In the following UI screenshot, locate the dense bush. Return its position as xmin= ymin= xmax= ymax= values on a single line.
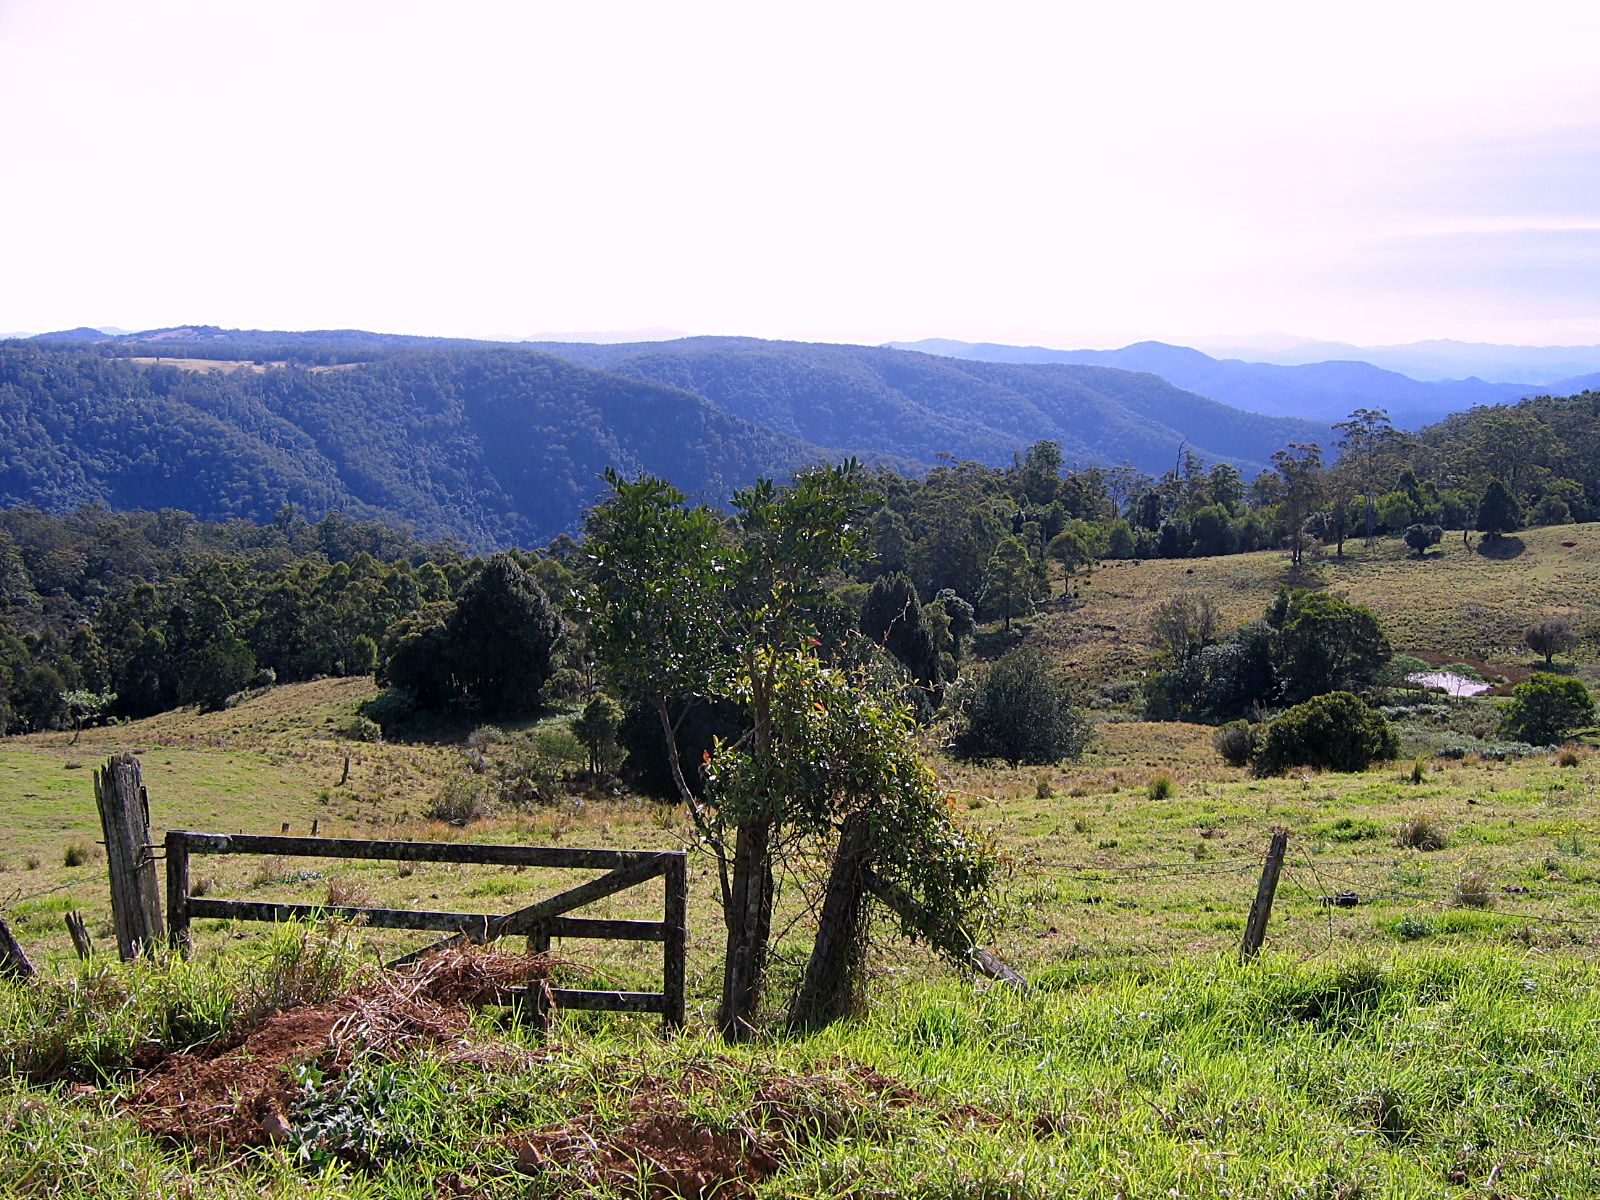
xmin=1252 ymin=692 xmax=1399 ymax=776
xmin=1269 ymin=590 xmax=1392 ymax=703
xmin=1212 ymin=720 xmax=1258 ymax=767
xmin=955 ymin=647 xmax=1088 ymax=766
xmin=1500 ymin=673 xmax=1596 ymax=745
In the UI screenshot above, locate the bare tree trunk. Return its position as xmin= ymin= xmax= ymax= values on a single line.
xmin=788 ymin=812 xmax=872 ymax=1033
xmin=718 ymin=816 xmax=773 ymax=1040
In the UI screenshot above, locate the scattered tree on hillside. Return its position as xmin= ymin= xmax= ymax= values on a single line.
xmin=1271 ymin=443 xmax=1324 ymax=566
xmin=1524 ymin=617 xmax=1579 ymax=666
xmin=1333 ymin=408 xmax=1400 ymax=546
xmin=955 ymin=646 xmax=1088 ymax=767
xmin=1477 ymin=479 xmax=1521 ymax=540
xmin=1268 ymin=589 xmax=1391 ymax=703
xmin=1147 ymin=593 xmax=1222 ymax=663
xmin=1500 ymin=673 xmax=1595 ymax=745
xmin=981 ymin=535 xmax=1039 ymax=631
xmin=1403 ymin=523 xmax=1443 ymax=557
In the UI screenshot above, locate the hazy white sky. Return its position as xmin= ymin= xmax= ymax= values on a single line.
xmin=3 ymin=1 xmax=1599 ymax=347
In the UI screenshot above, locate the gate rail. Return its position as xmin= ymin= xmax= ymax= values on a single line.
xmin=164 ymin=831 xmax=687 ymax=1030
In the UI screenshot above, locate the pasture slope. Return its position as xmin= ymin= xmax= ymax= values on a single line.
xmin=1037 ymin=519 xmax=1600 ymax=690
xmin=3 ymin=528 xmax=1600 ymax=1197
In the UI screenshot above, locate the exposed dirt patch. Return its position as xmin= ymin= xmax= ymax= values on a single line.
xmin=127 ymin=946 xmax=553 ymax=1151
xmin=506 ymin=1061 xmax=945 ymax=1199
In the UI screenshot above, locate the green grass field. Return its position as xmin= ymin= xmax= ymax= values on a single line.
xmin=4 ymin=528 xmax=1600 ymax=1197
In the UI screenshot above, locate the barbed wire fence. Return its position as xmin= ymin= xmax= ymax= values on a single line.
xmin=1001 ymin=827 xmax=1600 ymax=970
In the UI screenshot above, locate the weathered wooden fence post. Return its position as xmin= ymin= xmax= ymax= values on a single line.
xmin=94 ymin=753 xmax=164 ymax=960
xmin=662 ymin=852 xmax=688 ymax=1032
xmin=0 ymin=913 xmax=35 ymax=980
xmin=166 ymin=830 xmax=191 ymax=957
xmin=64 ymin=911 xmax=94 ymax=960
xmin=1241 ymin=828 xmax=1289 ymax=961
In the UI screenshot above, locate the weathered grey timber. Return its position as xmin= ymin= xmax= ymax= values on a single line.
xmin=64 ymin=911 xmax=94 ymax=960
xmin=0 ymin=913 xmax=34 ymax=980
xmin=1241 ymin=828 xmax=1289 ymax=960
xmin=94 ymin=754 xmax=164 ymax=959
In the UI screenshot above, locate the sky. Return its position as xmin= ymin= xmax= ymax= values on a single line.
xmin=3 ymin=1 xmax=1599 ymax=348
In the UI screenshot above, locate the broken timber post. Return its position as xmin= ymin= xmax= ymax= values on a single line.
xmin=166 ymin=830 xmax=191 ymax=957
xmin=0 ymin=912 xmax=35 ymax=981
xmin=1240 ymin=828 xmax=1289 ymax=961
xmin=65 ymin=911 xmax=94 ymax=960
xmin=94 ymin=753 xmax=164 ymax=960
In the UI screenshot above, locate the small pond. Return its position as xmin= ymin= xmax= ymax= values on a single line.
xmin=1406 ymin=671 xmax=1491 ymax=697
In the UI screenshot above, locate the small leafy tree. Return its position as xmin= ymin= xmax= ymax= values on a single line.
xmin=1252 ymin=692 xmax=1398 ymax=775
xmin=955 ymin=646 xmax=1088 ymax=766
xmin=1476 ymin=479 xmax=1521 ymax=539
xmin=1269 ymin=589 xmax=1390 ymax=703
xmin=1524 ymin=617 xmax=1579 ymax=666
xmin=443 ymin=554 xmax=562 ymax=716
xmin=60 ymin=688 xmax=116 ymax=745
xmin=1047 ymin=528 xmax=1093 ymax=588
xmin=1147 ymin=593 xmax=1221 ymax=662
xmin=1403 ymin=523 xmax=1443 ymax=557
xmin=1500 ymin=673 xmax=1595 ymax=745
xmin=702 ymin=651 xmax=993 ymax=1032
xmin=571 ymin=693 xmax=623 ymax=777
xmin=981 ymin=535 xmax=1039 ymax=630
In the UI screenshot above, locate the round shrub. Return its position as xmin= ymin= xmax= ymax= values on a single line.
xmin=1212 ymin=720 xmax=1258 ymax=767
xmin=1252 ymin=692 xmax=1398 ymax=776
xmin=1500 ymin=673 xmax=1595 ymax=746
xmin=955 ymin=647 xmax=1088 ymax=766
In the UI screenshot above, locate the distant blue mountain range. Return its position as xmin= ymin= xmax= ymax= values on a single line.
xmin=887 ymin=338 xmax=1597 ymax=428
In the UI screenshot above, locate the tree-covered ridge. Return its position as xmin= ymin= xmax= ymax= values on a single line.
xmin=528 ymin=336 xmax=1330 ymax=473
xmin=0 ymin=343 xmax=828 ymax=549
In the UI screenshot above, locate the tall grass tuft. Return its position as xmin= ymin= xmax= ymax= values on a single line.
xmin=0 ymin=922 xmax=363 ymax=1082
xmin=1398 ymin=814 xmax=1448 ymax=851
xmin=1146 ymin=770 xmax=1176 ymax=800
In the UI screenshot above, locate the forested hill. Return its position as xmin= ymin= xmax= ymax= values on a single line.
xmin=0 ymin=344 xmax=828 ymax=549
xmin=526 ymin=336 xmax=1329 ymax=471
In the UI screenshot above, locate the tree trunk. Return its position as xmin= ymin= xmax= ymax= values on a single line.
xmin=718 ymin=816 xmax=774 ymax=1040
xmin=788 ymin=812 xmax=872 ymax=1033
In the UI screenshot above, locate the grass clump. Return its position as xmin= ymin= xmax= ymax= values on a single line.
xmin=1454 ymin=868 xmax=1495 ymax=909
xmin=1398 ymin=814 xmax=1448 ymax=851
xmin=1146 ymin=770 xmax=1175 ymax=800
xmin=62 ymin=840 xmax=93 ymax=867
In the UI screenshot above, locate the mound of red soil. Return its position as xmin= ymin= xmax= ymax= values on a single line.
xmin=507 ymin=1062 xmax=933 ymax=1199
xmin=128 ymin=946 xmax=553 ymax=1151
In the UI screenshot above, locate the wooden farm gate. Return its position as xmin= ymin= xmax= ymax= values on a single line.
xmin=163 ymin=831 xmax=687 ymax=1031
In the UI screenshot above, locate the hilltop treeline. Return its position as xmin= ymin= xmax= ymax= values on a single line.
xmin=3 ymin=385 xmax=1597 ymax=735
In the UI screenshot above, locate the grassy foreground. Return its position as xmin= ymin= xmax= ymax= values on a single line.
xmin=4 ymin=935 xmax=1598 ymax=1198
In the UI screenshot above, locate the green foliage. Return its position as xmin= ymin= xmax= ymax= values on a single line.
xmin=1212 ymin=719 xmax=1258 ymax=767
xmin=571 ymin=693 xmax=624 ymax=776
xmin=1270 ymin=589 xmax=1391 ymax=703
xmin=955 ymin=646 xmax=1089 ymax=766
xmin=439 ymin=554 xmax=562 ymax=716
xmin=1525 ymin=617 xmax=1579 ymax=665
xmin=703 ymin=649 xmax=994 ymax=957
xmin=1477 ymin=478 xmax=1522 ymax=537
xmin=860 ymin=573 xmax=939 ymax=687
xmin=1402 ymin=523 xmax=1443 ymax=556
xmin=980 ymin=535 xmax=1041 ymax=630
xmin=1252 ymin=691 xmax=1399 ymax=775
xmin=1500 ymin=673 xmax=1596 ymax=745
